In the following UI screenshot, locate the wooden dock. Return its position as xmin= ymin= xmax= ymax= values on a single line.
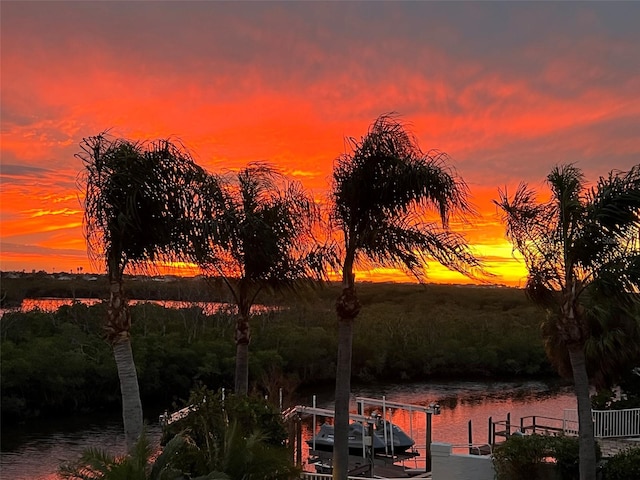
xmin=468 ymin=411 xmax=640 ymax=459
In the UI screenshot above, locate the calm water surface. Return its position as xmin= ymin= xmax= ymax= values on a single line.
xmin=1 ymin=380 xmax=575 ymax=479
xmin=6 ymin=297 xmax=272 ymax=316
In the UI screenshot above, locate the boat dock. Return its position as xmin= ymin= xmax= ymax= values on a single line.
xmin=466 ymin=408 xmax=640 ymax=458
xmin=283 ymin=396 xmax=441 ymax=477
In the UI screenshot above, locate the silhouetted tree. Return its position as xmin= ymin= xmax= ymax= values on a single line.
xmin=329 ymin=114 xmax=483 ymax=480
xmin=195 ymin=163 xmax=327 ymax=395
xmin=79 ymin=134 xmax=209 ymax=451
xmin=495 ymin=164 xmax=640 ymax=480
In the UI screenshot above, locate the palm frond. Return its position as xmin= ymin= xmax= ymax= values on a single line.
xmin=58 ymin=433 xmax=153 ymax=480
xmin=588 ymin=165 xmax=640 ymax=238
xmin=496 ymin=163 xmax=640 ymax=389
xmin=59 ymin=446 xmax=116 ymax=480
xmin=332 ymin=113 xmax=483 ymax=283
xmin=196 ymin=163 xmax=328 ymax=293
xmin=77 ymin=133 xmax=211 ymax=279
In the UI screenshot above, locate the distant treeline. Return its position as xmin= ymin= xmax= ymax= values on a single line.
xmin=0 ymin=272 xmax=237 ymax=307
xmin=0 ymin=281 xmax=556 ymax=423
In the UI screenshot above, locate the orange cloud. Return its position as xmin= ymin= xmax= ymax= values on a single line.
xmin=2 ymin=1 xmax=638 ymax=282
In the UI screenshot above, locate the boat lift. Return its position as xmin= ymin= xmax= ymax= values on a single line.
xmin=283 ymin=396 xmax=441 ymax=473
xmin=357 ymin=396 xmax=440 ymax=472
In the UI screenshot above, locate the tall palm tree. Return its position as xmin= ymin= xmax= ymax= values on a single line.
xmin=329 ymin=114 xmax=483 ymax=480
xmin=196 ymin=163 xmax=326 ymax=395
xmin=495 ymin=164 xmax=640 ymax=480
xmin=79 ymin=134 xmax=209 ymax=451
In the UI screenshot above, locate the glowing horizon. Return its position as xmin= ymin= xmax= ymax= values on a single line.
xmin=1 ymin=2 xmax=638 ymax=287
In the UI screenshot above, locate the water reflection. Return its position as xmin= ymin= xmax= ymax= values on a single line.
xmin=1 ymin=381 xmax=575 ymax=478
xmin=1 ymin=411 xmax=162 ymax=480
xmin=297 ymin=380 xmax=575 ymax=469
xmin=3 ymin=297 xmax=276 ymax=317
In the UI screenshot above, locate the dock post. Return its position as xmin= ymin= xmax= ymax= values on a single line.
xmin=488 ymin=416 xmax=493 ymax=445
xmin=368 ymin=422 xmax=375 ymax=478
xmin=295 ymin=414 xmax=302 ymax=466
xmin=533 ymin=415 xmax=537 ymax=434
xmin=468 ymin=420 xmax=473 ymax=454
xmin=506 ymin=412 xmax=511 ymax=438
xmin=426 ymin=412 xmax=432 ymax=472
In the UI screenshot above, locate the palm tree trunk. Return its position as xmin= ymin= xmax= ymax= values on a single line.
xmin=333 ymin=269 xmax=360 ymax=480
xmin=107 ymin=279 xmax=143 ymax=452
xmin=113 ymin=338 xmax=143 ymax=452
xmin=235 ymin=314 xmax=250 ymax=395
xmin=568 ymin=344 xmax=597 ymax=480
xmin=333 ymin=316 xmax=354 ymax=480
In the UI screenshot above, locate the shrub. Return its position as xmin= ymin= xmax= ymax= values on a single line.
xmin=493 ymin=434 xmax=601 ymax=480
xmin=552 ymin=435 xmax=601 ymax=479
xmin=161 ymin=386 xmax=298 ymax=480
xmin=493 ymin=434 xmax=553 ymax=480
xmin=603 ymin=447 xmax=640 ymax=480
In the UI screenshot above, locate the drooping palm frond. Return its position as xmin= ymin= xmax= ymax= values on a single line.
xmin=58 ymin=434 xmax=152 ymax=480
xmin=496 ymin=162 xmax=640 ymax=382
xmin=78 ymin=134 xmax=210 ymax=279
xmin=331 ymin=113 xmax=482 ymax=282
xmin=197 ymin=163 xmax=330 ymax=291
xmin=588 ymin=165 xmax=640 ymax=239
xmin=542 ymin=285 xmax=640 ymax=389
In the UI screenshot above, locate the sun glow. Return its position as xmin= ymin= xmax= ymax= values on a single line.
xmin=1 ymin=2 xmax=637 ymax=285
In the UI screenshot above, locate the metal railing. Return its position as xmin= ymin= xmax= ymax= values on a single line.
xmin=300 ymin=473 xmax=426 ymax=480
xmin=564 ymin=408 xmax=640 ymax=438
xmin=593 ymin=408 xmax=640 ymax=438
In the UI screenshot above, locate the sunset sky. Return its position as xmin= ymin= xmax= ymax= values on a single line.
xmin=1 ymin=1 xmax=639 ymax=287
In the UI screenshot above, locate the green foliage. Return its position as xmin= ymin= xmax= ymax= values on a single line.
xmin=0 ymin=272 xmax=231 ymax=306
xmin=59 ymin=433 xmax=153 ymax=480
xmin=492 ymin=434 xmax=601 ymax=480
xmin=58 ymin=388 xmax=296 ymax=480
xmin=493 ymin=434 xmax=554 ymax=480
xmin=1 ymin=303 xmax=119 ymax=420
xmin=58 ymin=432 xmax=223 ymax=480
xmin=603 ymin=447 xmax=640 ymax=480
xmin=592 ymin=368 xmax=640 ymax=410
xmin=552 ymin=435 xmax=602 ymax=479
xmin=1 ymin=283 xmax=556 ymax=422
xmin=161 ymin=387 xmax=297 ymax=480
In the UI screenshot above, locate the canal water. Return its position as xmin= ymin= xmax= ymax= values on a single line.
xmin=1 ymin=380 xmax=575 ymax=479
xmin=3 ymin=297 xmax=274 ymax=317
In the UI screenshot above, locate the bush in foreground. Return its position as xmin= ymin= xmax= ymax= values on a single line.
xmin=603 ymin=447 xmax=640 ymax=480
xmin=161 ymin=386 xmax=298 ymax=480
xmin=60 ymin=387 xmax=298 ymax=480
xmin=493 ymin=434 xmax=601 ymax=480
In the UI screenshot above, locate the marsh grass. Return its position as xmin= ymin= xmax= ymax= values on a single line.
xmin=1 ymin=281 xmax=552 ymax=422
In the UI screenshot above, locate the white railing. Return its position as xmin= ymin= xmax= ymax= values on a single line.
xmin=300 ymin=473 xmax=332 ymax=480
xmin=563 ymin=408 xmax=640 ymax=438
xmin=593 ymin=408 xmax=640 ymax=438
xmin=300 ymin=474 xmax=413 ymax=480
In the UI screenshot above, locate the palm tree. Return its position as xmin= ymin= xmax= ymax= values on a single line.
xmin=329 ymin=114 xmax=483 ymax=480
xmin=59 ymin=433 xmax=154 ymax=480
xmin=79 ymin=134 xmax=209 ymax=451
xmin=494 ymin=164 xmax=640 ymax=480
xmin=195 ymin=163 xmax=326 ymax=395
